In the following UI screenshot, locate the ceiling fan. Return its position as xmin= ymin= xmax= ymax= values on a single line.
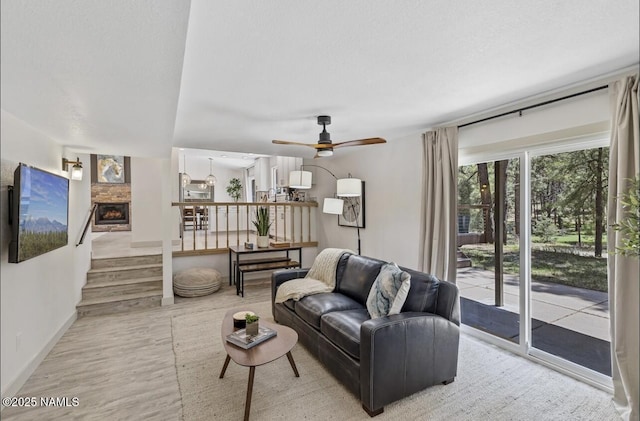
xmin=272 ymin=115 xmax=386 ymax=157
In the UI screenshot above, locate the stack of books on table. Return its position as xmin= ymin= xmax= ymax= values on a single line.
xmin=226 ymin=326 xmax=277 ymax=349
xmin=270 ymin=241 xmax=291 ymax=248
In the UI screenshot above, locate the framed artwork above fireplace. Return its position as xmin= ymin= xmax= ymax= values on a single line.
xmin=91 ymin=155 xmax=131 ymax=184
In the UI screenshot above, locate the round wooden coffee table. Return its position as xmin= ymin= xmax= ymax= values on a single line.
xmin=219 ymin=308 xmax=299 ymax=421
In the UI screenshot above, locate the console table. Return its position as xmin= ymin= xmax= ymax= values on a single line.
xmin=228 ymin=245 xmax=302 ymax=296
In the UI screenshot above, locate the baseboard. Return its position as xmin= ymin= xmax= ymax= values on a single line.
xmin=1 ymin=311 xmax=77 ymax=403
xmin=162 ymin=296 xmax=175 ymax=306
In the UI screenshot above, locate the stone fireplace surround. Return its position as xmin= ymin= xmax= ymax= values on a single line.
xmin=91 ymin=183 xmax=131 ymax=232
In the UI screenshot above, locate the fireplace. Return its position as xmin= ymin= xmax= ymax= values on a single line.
xmin=95 ymin=203 xmax=130 ymax=225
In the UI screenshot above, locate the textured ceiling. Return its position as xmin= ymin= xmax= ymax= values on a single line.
xmin=2 ymin=0 xmax=639 ymax=158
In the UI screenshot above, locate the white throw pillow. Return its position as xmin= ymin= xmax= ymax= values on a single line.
xmin=366 ymin=262 xmax=411 ymax=318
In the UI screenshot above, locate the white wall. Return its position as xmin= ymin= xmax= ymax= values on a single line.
xmin=459 ymin=88 xmax=610 ymax=163
xmin=310 ymin=134 xmax=424 ymax=269
xmin=0 ymin=110 xmax=92 ymax=397
xmin=130 ymin=156 xmax=165 ymax=246
xmin=211 ymin=166 xmax=246 ymax=202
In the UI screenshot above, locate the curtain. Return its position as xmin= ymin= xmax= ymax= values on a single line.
xmin=607 ymin=74 xmax=639 ymax=421
xmin=419 ymin=127 xmax=458 ymax=283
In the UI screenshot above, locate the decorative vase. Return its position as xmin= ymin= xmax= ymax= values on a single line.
xmin=246 ymin=320 xmax=259 ymax=336
xmin=233 ymin=311 xmax=254 ymax=329
xmin=257 ymin=235 xmax=269 ymax=248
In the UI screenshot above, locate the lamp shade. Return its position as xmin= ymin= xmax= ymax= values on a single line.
xmin=289 ymin=170 xmax=312 ymax=189
xmin=336 ymin=178 xmax=361 ymax=197
xmin=70 ymin=164 xmax=83 ymax=181
xmin=323 ymin=198 xmax=344 ymax=214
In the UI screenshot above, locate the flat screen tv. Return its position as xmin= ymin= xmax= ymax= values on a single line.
xmin=8 ymin=163 xmax=69 ymax=263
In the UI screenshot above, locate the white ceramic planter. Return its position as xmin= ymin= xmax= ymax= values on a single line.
xmin=257 ymin=235 xmax=269 ymax=248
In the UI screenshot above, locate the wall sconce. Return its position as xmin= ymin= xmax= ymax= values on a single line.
xmin=62 ymin=157 xmax=83 ymax=180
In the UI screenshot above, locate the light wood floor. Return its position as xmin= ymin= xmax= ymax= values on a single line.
xmin=1 ymin=280 xmax=273 ymax=420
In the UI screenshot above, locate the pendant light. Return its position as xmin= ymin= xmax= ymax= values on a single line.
xmin=182 ymin=155 xmax=191 ymax=186
xmin=205 ymin=158 xmax=217 ymax=186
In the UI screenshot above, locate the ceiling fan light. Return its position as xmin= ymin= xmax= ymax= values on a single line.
xmin=323 ymin=198 xmax=344 ymax=215
xmin=337 ymin=178 xmax=361 ymax=197
xmin=317 ymin=149 xmax=333 ymax=157
xmin=289 ymin=170 xmax=312 ymax=189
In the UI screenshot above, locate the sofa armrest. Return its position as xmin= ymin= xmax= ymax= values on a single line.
xmin=360 ymin=312 xmax=460 ymax=413
xmin=271 ymin=268 xmax=310 ymax=302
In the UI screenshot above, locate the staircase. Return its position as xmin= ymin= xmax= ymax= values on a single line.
xmin=76 ymin=254 xmax=163 ymax=317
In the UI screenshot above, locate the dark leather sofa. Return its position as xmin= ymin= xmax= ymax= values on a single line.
xmin=271 ymin=253 xmax=460 ymax=416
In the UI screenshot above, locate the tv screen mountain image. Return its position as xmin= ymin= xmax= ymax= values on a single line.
xmin=9 ymin=163 xmax=69 ymax=263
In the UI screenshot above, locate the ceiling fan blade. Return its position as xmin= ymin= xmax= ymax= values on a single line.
xmin=332 ymin=137 xmax=387 ymax=149
xmin=272 ymin=140 xmax=318 ymax=149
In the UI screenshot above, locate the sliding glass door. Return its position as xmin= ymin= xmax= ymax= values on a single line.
xmin=458 ymin=144 xmax=611 ymax=381
xmin=529 ymin=148 xmax=611 ymax=376
xmin=457 ymin=158 xmax=521 ymax=344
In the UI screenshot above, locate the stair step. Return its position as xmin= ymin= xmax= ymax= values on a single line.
xmin=91 ymin=254 xmax=162 ymax=269
xmin=87 ymin=264 xmax=163 ymax=283
xmin=76 ymin=291 xmax=162 ymax=318
xmin=81 ymin=276 xmax=162 ymax=301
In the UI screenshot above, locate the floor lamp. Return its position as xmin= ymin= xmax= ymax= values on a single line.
xmin=290 ymin=166 xmax=362 ymax=255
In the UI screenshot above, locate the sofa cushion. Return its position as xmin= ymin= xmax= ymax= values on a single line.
xmin=321 ymin=309 xmax=370 ymax=360
xmin=296 ymin=293 xmax=364 ymax=330
xmin=366 ymin=262 xmax=411 ymax=318
xmin=336 ymin=255 xmax=385 ymax=304
xmin=399 ymin=268 xmax=440 ymax=313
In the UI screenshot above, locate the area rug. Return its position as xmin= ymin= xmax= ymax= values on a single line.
xmin=171 ymin=301 xmax=618 ymax=420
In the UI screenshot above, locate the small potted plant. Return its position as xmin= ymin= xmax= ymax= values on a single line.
xmin=226 ymin=178 xmax=243 ymax=202
xmin=245 ymin=313 xmax=260 ymax=336
xmin=253 ymin=206 xmax=272 ymax=248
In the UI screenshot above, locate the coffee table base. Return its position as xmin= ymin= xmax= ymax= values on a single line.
xmin=219 ymin=351 xmax=300 ymax=421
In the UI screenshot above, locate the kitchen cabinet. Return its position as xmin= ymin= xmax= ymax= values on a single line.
xmin=275 ymin=156 xmax=303 ymax=187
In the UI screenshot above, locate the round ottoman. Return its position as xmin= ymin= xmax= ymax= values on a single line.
xmin=173 ymin=267 xmax=222 ymax=297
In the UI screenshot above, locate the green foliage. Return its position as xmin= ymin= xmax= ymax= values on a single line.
xmin=252 ymin=206 xmax=272 ymax=236
xmin=245 ymin=313 xmax=259 ymax=323
xmin=226 ymin=178 xmax=243 ymax=202
xmin=18 ymin=230 xmax=68 ymax=261
xmin=462 ymin=245 xmax=608 ymax=292
xmin=533 ymin=216 xmax=559 ymax=243
xmin=612 ymin=175 xmax=640 ymax=258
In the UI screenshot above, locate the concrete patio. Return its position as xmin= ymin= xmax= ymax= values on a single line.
xmin=457 ymin=267 xmax=611 ymax=375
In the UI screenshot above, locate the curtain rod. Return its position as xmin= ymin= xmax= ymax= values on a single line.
xmin=458 ymin=85 xmax=608 ymax=129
